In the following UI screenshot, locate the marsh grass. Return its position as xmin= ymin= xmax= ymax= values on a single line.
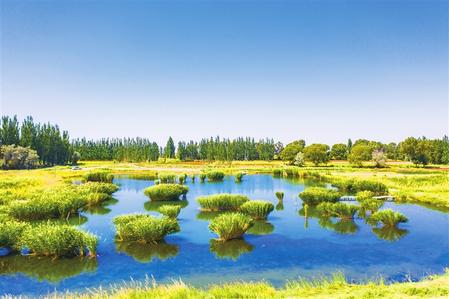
xmin=158 ymin=173 xmax=177 ymax=184
xmin=197 ymin=194 xmax=249 ymax=211
xmin=207 ymin=171 xmax=225 ymax=182
xmin=209 ymin=212 xmax=253 ymax=241
xmin=235 ymin=172 xmax=244 ymax=183
xmin=84 ymin=171 xmax=114 ymax=183
xmin=125 ymin=173 xmax=158 ymax=181
xmin=333 ymin=179 xmax=388 ymax=195
xmin=144 ymin=184 xmax=189 ymax=201
xmin=158 ymin=205 xmax=181 ymax=218
xmin=299 ymin=187 xmax=341 ymax=205
xmin=369 ymin=209 xmax=408 ymax=227
xmin=317 ymin=202 xmax=359 ymax=220
xmin=114 ymin=214 xmax=180 ymax=243
xmin=209 ymin=239 xmax=253 ymax=260
xmin=0 ymin=220 xmax=29 ymax=251
xmin=199 ymin=173 xmax=206 ymax=183
xmin=144 ymin=200 xmax=188 ymax=212
xmin=239 ymin=200 xmax=274 ymax=220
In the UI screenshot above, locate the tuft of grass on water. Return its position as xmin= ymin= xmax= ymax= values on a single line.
xmin=299 ymin=187 xmax=341 ymax=205
xmin=158 ymin=173 xmax=177 ymax=184
xmin=209 ymin=212 xmax=253 ymax=241
xmin=369 ymin=209 xmax=408 ymax=227
xmin=84 ymin=171 xmax=114 ymax=183
xmin=199 ymin=173 xmax=206 ymax=183
xmin=114 ymin=214 xmax=180 ymax=243
xmin=144 ymin=184 xmax=189 ymax=201
xmin=235 ymin=172 xmax=244 ymax=183
xmin=206 ymin=171 xmax=225 ymax=182
xmin=275 ymin=191 xmax=284 ymax=201
xmin=158 ymin=205 xmax=181 ymax=218
xmin=197 ymin=194 xmax=249 ymax=211
xmin=239 ymin=200 xmax=274 ymax=220
xmin=333 ymin=179 xmax=388 ymax=195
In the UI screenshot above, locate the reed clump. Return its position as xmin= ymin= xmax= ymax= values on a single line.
xmin=209 ymin=212 xmax=253 ymax=241
xmin=197 ymin=194 xmax=249 ymax=211
xmin=158 ymin=173 xmax=177 ymax=184
xmin=333 ymin=179 xmax=388 ymax=195
xmin=239 ymin=200 xmax=274 ymax=220
xmin=144 ymin=184 xmax=189 ymax=201
xmin=317 ymin=202 xmax=359 ymax=220
xmin=299 ymin=187 xmax=341 ymax=205
xmin=235 ymin=172 xmax=244 ymax=183
xmin=369 ymin=209 xmax=408 ymax=227
xmin=158 ymin=205 xmax=181 ymax=218
xmin=84 ymin=171 xmax=114 ymax=183
xmin=207 ymin=171 xmax=225 ymax=182
xmin=275 ymin=191 xmax=284 ymax=201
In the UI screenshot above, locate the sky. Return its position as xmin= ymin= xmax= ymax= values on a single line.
xmin=1 ymin=0 xmax=448 ymax=145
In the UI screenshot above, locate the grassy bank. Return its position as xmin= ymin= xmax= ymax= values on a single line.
xmin=50 ymin=270 xmax=449 ymax=298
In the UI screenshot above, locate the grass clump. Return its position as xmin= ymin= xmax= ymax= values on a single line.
xmin=369 ymin=209 xmax=408 ymax=227
xmin=199 ymin=173 xmax=206 ymax=183
xmin=206 ymin=171 xmax=225 ymax=182
xmin=272 ymin=168 xmax=282 ymax=177
xmin=0 ymin=220 xmax=30 ymax=251
xmin=317 ymin=202 xmax=359 ymax=220
xmin=114 ymin=214 xmax=180 ymax=243
xmin=209 ymin=212 xmax=253 ymax=241
xmin=275 ymin=191 xmax=284 ymax=201
xmin=19 ymin=223 xmax=97 ymax=258
xmin=334 ymin=179 xmax=388 ymax=195
xmin=178 ymin=174 xmax=187 ymax=184
xmin=84 ymin=171 xmax=114 ymax=183
xmin=235 ymin=172 xmax=244 ymax=183
xmin=197 ymin=194 xmax=249 ymax=211
xmin=144 ymin=184 xmax=189 ymax=201
xmin=158 ymin=173 xmax=177 ymax=184
xmin=78 ymin=182 xmax=118 ymax=195
xmin=239 ymin=200 xmax=274 ymax=220
xmin=158 ymin=205 xmax=181 ymax=218
xmin=299 ymin=187 xmax=341 ymax=205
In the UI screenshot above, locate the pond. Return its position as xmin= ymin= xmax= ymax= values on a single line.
xmin=1 ymin=175 xmax=448 ymax=296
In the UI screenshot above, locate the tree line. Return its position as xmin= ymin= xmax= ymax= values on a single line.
xmin=1 ymin=115 xmax=448 ymax=168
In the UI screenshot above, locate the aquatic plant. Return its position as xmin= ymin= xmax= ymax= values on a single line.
xmin=197 ymin=194 xmax=249 ymax=211
xmin=369 ymin=209 xmax=408 ymax=227
xmin=158 ymin=205 xmax=181 ymax=218
xmin=333 ymin=179 xmax=388 ymax=195
xmin=199 ymin=173 xmax=207 ymax=183
xmin=316 ymin=202 xmax=335 ymax=218
xmin=116 ymin=241 xmax=179 ymax=263
xmin=78 ymin=182 xmax=118 ymax=195
xmin=190 ymin=175 xmax=196 ymax=183
xmin=272 ymin=168 xmax=282 ymax=177
xmin=299 ymin=187 xmax=341 ymax=205
xmin=210 ymin=239 xmax=254 ymax=260
xmin=144 ymin=184 xmax=189 ymax=201
xmin=275 ymin=191 xmax=284 ymax=201
xmin=178 ymin=175 xmax=186 ymax=184
xmin=84 ymin=171 xmax=114 ymax=183
xmin=158 ymin=173 xmax=177 ymax=184
xmin=359 ymin=198 xmax=384 ymax=214
xmin=239 ymin=200 xmax=274 ymax=220
xmin=355 ymin=190 xmax=375 ymax=202
xmin=235 ymin=172 xmax=244 ymax=183
xmin=114 ymin=214 xmax=180 ymax=243
xmin=19 ymin=223 xmax=97 ymax=258
xmin=209 ymin=212 xmax=253 ymax=241
xmin=247 ymin=220 xmax=274 ymax=235
xmin=125 ymin=173 xmax=158 ymax=181
xmin=317 ymin=202 xmax=359 ymax=220
xmin=0 ymin=220 xmax=29 ymax=251
xmin=207 ymin=171 xmax=225 ymax=182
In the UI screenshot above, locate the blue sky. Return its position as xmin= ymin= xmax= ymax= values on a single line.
xmin=1 ymin=0 xmax=447 ymax=145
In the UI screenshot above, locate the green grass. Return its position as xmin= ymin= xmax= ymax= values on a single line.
xmin=158 ymin=205 xmax=181 ymax=218
xmin=197 ymin=194 xmax=249 ymax=211
xmin=114 ymin=214 xmax=180 ymax=243
xmin=206 ymin=171 xmax=225 ymax=182
xmin=143 ymin=184 xmax=189 ymax=201
xmin=0 ymin=220 xmax=29 ymax=251
xmin=209 ymin=212 xmax=253 ymax=241
xmin=369 ymin=209 xmax=408 ymax=227
xmin=275 ymin=191 xmax=284 ymax=201
xmin=235 ymin=172 xmax=244 ymax=183
xmin=299 ymin=187 xmax=341 ymax=205
xmin=239 ymin=200 xmax=274 ymax=220
xmin=317 ymin=202 xmax=359 ymax=220
xmin=199 ymin=173 xmax=206 ymax=182
xmin=158 ymin=173 xmax=177 ymax=183
xmin=84 ymin=171 xmax=114 ymax=183
xmin=332 ymin=178 xmax=388 ymax=195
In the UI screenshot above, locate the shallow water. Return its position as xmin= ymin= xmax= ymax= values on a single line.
xmin=1 ymin=175 xmax=448 ymax=295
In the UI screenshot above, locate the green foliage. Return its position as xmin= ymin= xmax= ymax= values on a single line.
xmin=84 ymin=171 xmax=114 ymax=183
xmin=0 ymin=220 xmax=29 ymax=251
xmin=178 ymin=175 xmax=186 ymax=184
xmin=207 ymin=171 xmax=225 ymax=182
xmin=235 ymin=172 xmax=244 ymax=183
xmin=158 ymin=205 xmax=181 ymax=218
xmin=355 ymin=190 xmax=375 ymax=202
xmin=0 ymin=145 xmax=39 ymax=169
xmin=197 ymin=194 xmax=249 ymax=211
xmin=190 ymin=175 xmax=196 ymax=182
xmin=280 ymin=140 xmax=305 ymax=163
xmin=299 ymin=187 xmax=341 ymax=205
xmin=209 ymin=212 xmax=253 ymax=241
xmin=317 ymin=202 xmax=359 ymax=220
xmin=348 ymin=144 xmax=372 ymax=166
xmin=330 ymin=143 xmax=348 ymax=160
xmin=114 ymin=214 xmax=180 ymax=243
xmin=239 ymin=200 xmax=274 ymax=220
xmin=303 ymin=144 xmax=330 ymax=165
xmin=144 ymin=200 xmax=188 ymax=212
xmin=19 ymin=223 xmax=97 ymax=257
xmin=158 ymin=173 xmax=177 ymax=184
xmin=199 ymin=173 xmax=206 ymax=183
xmin=164 ymin=137 xmax=176 ymax=158
xmin=275 ymin=191 xmax=284 ymax=201
xmin=144 ymin=184 xmax=189 ymax=201
xmin=272 ymin=168 xmax=282 ymax=177
xmin=71 ymin=151 xmax=81 ymax=165
xmin=333 ymin=179 xmax=388 ymax=195
xmin=369 ymin=209 xmax=408 ymax=227
xmin=293 ymin=152 xmax=305 ymax=167
xmin=78 ymin=182 xmax=118 ymax=195
xmin=209 ymin=239 xmax=253 ymax=260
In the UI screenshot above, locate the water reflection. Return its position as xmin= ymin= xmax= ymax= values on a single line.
xmin=247 ymin=220 xmax=274 ymax=235
xmin=144 ymin=200 xmax=189 ymax=212
xmin=115 ymin=241 xmax=179 ymax=263
xmin=196 ymin=211 xmax=223 ymax=221
xmin=0 ymin=255 xmax=97 ymax=283
xmin=210 ymin=239 xmax=253 ymax=261
xmin=372 ymin=227 xmax=409 ymax=242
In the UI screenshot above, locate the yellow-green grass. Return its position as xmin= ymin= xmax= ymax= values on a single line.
xmin=45 ymin=270 xmax=449 ymax=298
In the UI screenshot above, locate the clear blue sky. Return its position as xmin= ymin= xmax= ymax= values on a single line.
xmin=1 ymin=0 xmax=447 ymax=145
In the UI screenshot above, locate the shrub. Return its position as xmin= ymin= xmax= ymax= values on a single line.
xmin=299 ymin=187 xmax=341 ymax=205
xmin=197 ymin=194 xmax=249 ymax=211
xmin=303 ymin=144 xmax=330 ymax=165
xmin=84 ymin=171 xmax=114 ymax=183
xmin=369 ymin=209 xmax=408 ymax=227
xmin=0 ymin=145 xmax=39 ymax=170
xmin=235 ymin=172 xmax=244 ymax=183
xmin=239 ymin=200 xmax=274 ymax=220
xmin=200 ymin=173 xmax=207 ymax=183
xmin=114 ymin=214 xmax=180 ymax=243
xmin=158 ymin=173 xmax=177 ymax=184
xmin=154 ymin=179 xmax=160 ymax=185
xmin=0 ymin=220 xmax=29 ymax=251
xmin=178 ymin=175 xmax=186 ymax=184
xmin=159 ymin=205 xmax=181 ymax=218
xmin=209 ymin=213 xmax=253 ymax=241
xmin=144 ymin=184 xmax=189 ymax=201
xmin=275 ymin=191 xmax=284 ymax=201
xmin=207 ymin=171 xmax=225 ymax=182
xmin=144 ymin=200 xmax=188 ymax=212
xmin=19 ymin=223 xmax=97 ymax=258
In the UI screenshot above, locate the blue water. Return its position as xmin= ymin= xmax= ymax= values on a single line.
xmin=1 ymin=175 xmax=448 ymax=295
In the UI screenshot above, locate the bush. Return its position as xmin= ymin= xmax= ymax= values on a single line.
xmin=0 ymin=145 xmax=39 ymax=170
xmin=159 ymin=205 xmax=181 ymax=218
xmin=235 ymin=172 xmax=244 ymax=183
xmin=158 ymin=173 xmax=177 ymax=184
xmin=200 ymin=173 xmax=207 ymax=183
xmin=369 ymin=209 xmax=408 ymax=227
xmin=19 ymin=223 xmax=97 ymax=258
xmin=144 ymin=184 xmax=189 ymax=201
xmin=209 ymin=213 xmax=253 ymax=241
xmin=197 ymin=194 xmax=249 ymax=211
xmin=0 ymin=220 xmax=29 ymax=251
xmin=114 ymin=214 xmax=180 ymax=243
xmin=275 ymin=191 xmax=284 ymax=201
xmin=357 ymin=191 xmax=384 ymax=214
xmin=207 ymin=171 xmax=225 ymax=182
xmin=316 ymin=202 xmax=335 ymax=218
xmin=190 ymin=175 xmax=196 ymax=183
xmin=303 ymin=144 xmax=330 ymax=165
xmin=239 ymin=200 xmax=274 ymax=220
xmin=84 ymin=171 xmax=114 ymax=183
xmin=299 ymin=187 xmax=341 ymax=205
